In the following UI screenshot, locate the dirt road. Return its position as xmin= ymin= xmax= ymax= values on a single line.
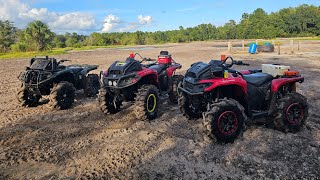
xmin=0 ymin=41 xmax=319 ymax=179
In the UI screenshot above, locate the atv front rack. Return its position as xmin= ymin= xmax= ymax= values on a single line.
xmin=18 ymin=70 xmax=52 ymax=87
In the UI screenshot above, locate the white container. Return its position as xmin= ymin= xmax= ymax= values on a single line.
xmin=262 ymin=64 xmax=290 ymax=77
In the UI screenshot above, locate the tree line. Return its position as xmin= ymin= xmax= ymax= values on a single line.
xmin=0 ymin=4 xmax=319 ymax=53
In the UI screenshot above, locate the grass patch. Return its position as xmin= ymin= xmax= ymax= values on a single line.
xmin=292 ymin=37 xmax=320 ymax=40
xmin=0 ymin=49 xmax=67 ymax=59
xmin=0 ymin=45 xmax=128 ymax=60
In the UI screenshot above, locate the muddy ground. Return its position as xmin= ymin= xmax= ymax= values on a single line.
xmin=0 ymin=40 xmax=319 ymax=179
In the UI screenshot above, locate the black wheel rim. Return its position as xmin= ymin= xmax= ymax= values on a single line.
xmin=286 ymin=103 xmax=304 ymax=125
xmin=58 ymin=88 xmax=73 ymax=106
xmin=26 ymin=91 xmax=38 ymax=104
xmin=217 ymin=111 xmax=238 ymax=135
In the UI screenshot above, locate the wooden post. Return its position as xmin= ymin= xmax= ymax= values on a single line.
xmin=228 ymin=41 xmax=232 ymax=52
xmin=242 ymin=40 xmax=245 ymax=52
xmin=290 ymin=40 xmax=294 ymax=53
xmin=277 ymin=43 xmax=280 ymax=55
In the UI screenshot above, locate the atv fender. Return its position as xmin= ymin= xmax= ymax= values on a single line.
xmin=201 ymin=77 xmax=247 ymax=94
xmin=80 ymin=65 xmax=99 ymax=75
xmin=166 ymin=64 xmax=182 ymax=77
xmin=137 ymin=68 xmax=159 ymax=86
xmin=271 ymin=77 xmax=304 ymax=92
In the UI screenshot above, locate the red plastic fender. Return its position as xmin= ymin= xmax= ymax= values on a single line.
xmin=201 ymin=75 xmax=247 ymax=94
xmin=137 ymin=67 xmax=159 ymax=83
xmin=166 ymin=64 xmax=182 ymax=77
xmin=240 ymin=70 xmax=251 ymax=75
xmin=271 ymin=77 xmax=304 ymax=92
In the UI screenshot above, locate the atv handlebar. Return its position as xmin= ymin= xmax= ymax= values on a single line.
xmin=58 ymin=59 xmax=71 ymax=64
xmin=222 ymin=56 xmax=234 ymax=69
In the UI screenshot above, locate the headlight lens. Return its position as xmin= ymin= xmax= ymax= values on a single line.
xmin=113 ymin=81 xmax=117 ymax=86
xmin=108 ymin=81 xmax=113 ymax=86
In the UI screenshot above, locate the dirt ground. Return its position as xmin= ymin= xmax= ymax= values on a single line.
xmin=0 ymin=40 xmax=319 ymax=179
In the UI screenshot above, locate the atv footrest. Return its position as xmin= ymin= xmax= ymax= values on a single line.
xmin=251 ymin=111 xmax=268 ymax=119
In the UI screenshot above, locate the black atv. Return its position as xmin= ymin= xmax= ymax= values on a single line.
xmin=98 ymin=51 xmax=183 ymax=120
xmin=17 ymin=56 xmax=100 ymax=109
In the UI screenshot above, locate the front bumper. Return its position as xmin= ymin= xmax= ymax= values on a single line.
xmin=179 ymin=87 xmax=204 ymax=95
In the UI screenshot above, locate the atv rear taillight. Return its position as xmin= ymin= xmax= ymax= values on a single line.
xmin=284 ymin=70 xmax=299 ymax=76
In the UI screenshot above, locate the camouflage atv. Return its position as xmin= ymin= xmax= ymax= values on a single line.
xmin=17 ymin=56 xmax=100 ymax=109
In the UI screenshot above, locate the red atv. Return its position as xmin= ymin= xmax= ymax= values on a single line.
xmin=179 ymin=57 xmax=308 ymax=143
xmin=98 ymin=51 xmax=183 ymax=120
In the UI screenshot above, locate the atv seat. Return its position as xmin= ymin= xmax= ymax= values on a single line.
xmin=243 ymin=73 xmax=274 ymax=86
xmin=149 ymin=64 xmax=167 ymax=74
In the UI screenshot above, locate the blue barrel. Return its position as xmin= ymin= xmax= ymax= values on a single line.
xmin=264 ymin=42 xmax=271 ymax=46
xmin=249 ymin=43 xmax=257 ymax=54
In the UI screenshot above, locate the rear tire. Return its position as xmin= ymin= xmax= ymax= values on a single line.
xmin=16 ymin=84 xmax=40 ymax=107
xmin=84 ymin=74 xmax=100 ymax=97
xmin=169 ymin=75 xmax=184 ymax=104
xmin=49 ymin=82 xmax=75 ymax=110
xmin=98 ymin=88 xmax=120 ymax=114
xmin=272 ymin=92 xmax=308 ymax=133
xmin=133 ymin=85 xmax=159 ymax=120
xmin=203 ymin=99 xmax=246 ymax=143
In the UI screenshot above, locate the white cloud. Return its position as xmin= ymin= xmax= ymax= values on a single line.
xmin=138 ymin=15 xmax=153 ymax=25
xmin=101 ymin=14 xmax=121 ymax=32
xmin=0 ymin=0 xmax=97 ymax=33
xmin=0 ymin=0 xmax=155 ymax=33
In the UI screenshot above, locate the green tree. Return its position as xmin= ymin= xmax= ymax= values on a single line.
xmin=25 ymin=20 xmax=54 ymax=51
xmin=0 ymin=20 xmax=16 ymax=52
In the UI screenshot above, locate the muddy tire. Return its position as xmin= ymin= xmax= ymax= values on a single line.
xmin=49 ymin=82 xmax=75 ymax=110
xmin=84 ymin=74 xmax=100 ymax=97
xmin=272 ymin=92 xmax=308 ymax=133
xmin=169 ymin=75 xmax=184 ymax=104
xmin=98 ymin=88 xmax=121 ymax=114
xmin=133 ymin=84 xmax=159 ymax=120
xmin=16 ymin=84 xmax=40 ymax=107
xmin=203 ymin=99 xmax=246 ymax=143
xmin=178 ymin=94 xmax=200 ymax=120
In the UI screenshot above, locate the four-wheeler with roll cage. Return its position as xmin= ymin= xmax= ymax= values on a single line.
xmin=179 ymin=56 xmax=308 ymax=143
xmin=98 ymin=51 xmax=183 ymax=120
xmin=17 ymin=56 xmax=100 ymax=109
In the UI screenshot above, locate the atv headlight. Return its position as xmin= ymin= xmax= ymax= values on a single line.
xmin=113 ymin=81 xmax=117 ymax=86
xmin=108 ymin=81 xmax=113 ymax=86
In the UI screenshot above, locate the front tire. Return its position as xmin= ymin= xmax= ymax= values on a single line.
xmin=16 ymin=84 xmax=40 ymax=107
xmin=178 ymin=93 xmax=201 ymax=120
xmin=49 ymin=82 xmax=75 ymax=110
xmin=84 ymin=74 xmax=100 ymax=97
xmin=133 ymin=85 xmax=159 ymax=120
xmin=272 ymin=92 xmax=308 ymax=133
xmin=169 ymin=75 xmax=184 ymax=104
xmin=98 ymin=88 xmax=121 ymax=114
xmin=203 ymin=99 xmax=246 ymax=143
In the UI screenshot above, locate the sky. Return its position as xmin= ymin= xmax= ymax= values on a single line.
xmin=0 ymin=0 xmax=319 ymax=34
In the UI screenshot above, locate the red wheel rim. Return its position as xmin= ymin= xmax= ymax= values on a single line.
xmin=286 ymin=103 xmax=304 ymax=125
xmin=217 ymin=111 xmax=238 ymax=135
